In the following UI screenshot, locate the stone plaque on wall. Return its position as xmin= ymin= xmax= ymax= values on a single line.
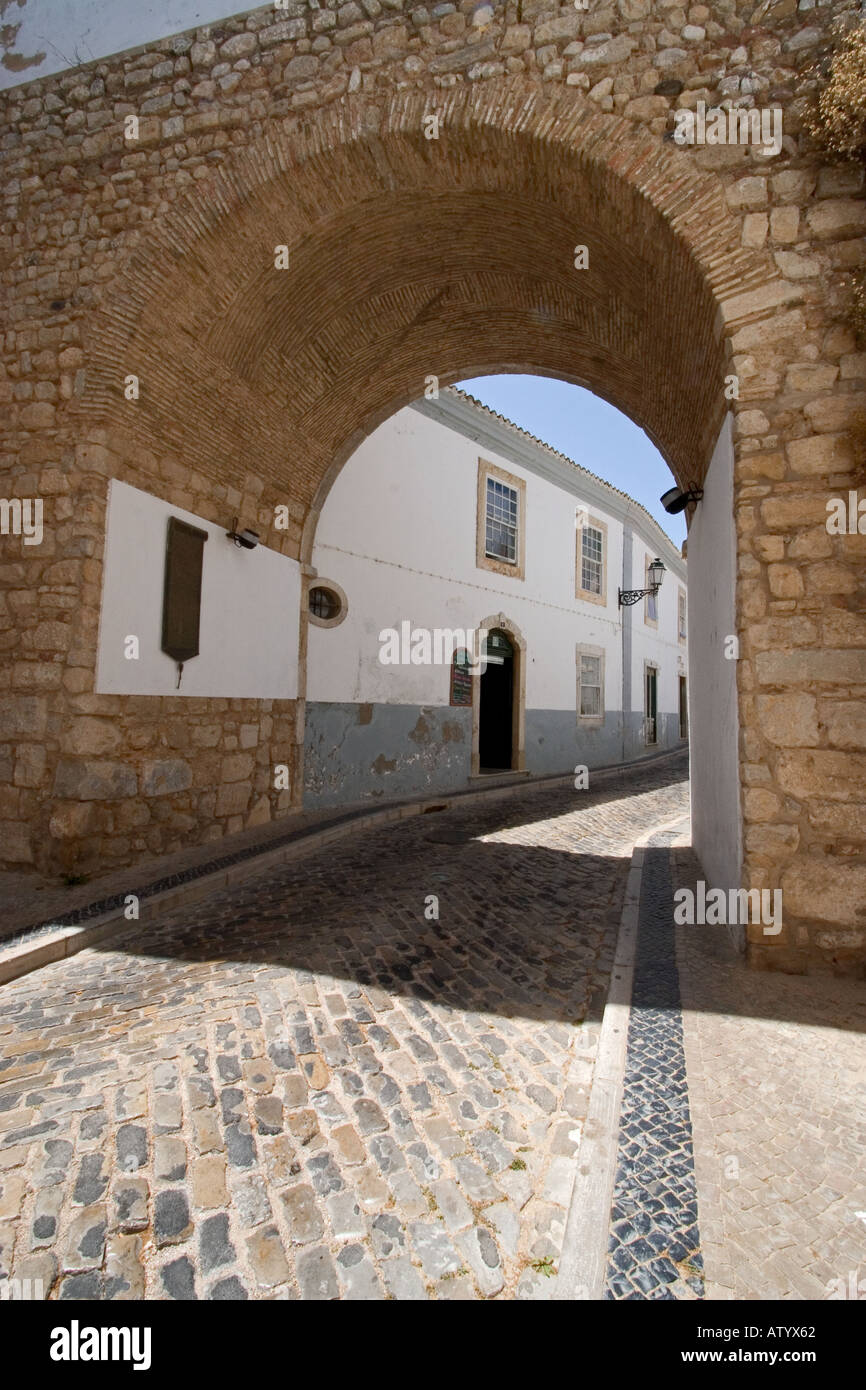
xmin=161 ymin=516 xmax=208 ymax=663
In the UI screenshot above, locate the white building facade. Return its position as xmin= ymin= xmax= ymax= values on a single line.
xmin=304 ymin=390 xmax=688 ymax=807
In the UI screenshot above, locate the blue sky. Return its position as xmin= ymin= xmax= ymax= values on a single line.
xmin=458 ymin=375 xmax=686 ymax=547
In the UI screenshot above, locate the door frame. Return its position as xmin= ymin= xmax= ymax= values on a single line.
xmin=471 ymin=612 xmax=526 ymax=776
xmin=679 ymin=673 xmax=688 ymax=740
xmin=644 ymin=660 xmax=658 ymax=746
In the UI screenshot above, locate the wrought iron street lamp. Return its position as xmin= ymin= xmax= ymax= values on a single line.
xmin=618 ymin=557 xmax=666 ymax=608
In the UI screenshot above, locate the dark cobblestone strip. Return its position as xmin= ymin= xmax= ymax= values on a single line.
xmin=1 ymin=805 xmax=370 ymax=950
xmin=604 ymin=827 xmax=704 ymax=1300
xmin=1 ymin=749 xmax=686 ymax=954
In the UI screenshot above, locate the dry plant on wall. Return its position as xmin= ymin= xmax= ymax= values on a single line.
xmin=805 ymin=21 xmax=866 ymax=160
xmin=805 ymin=21 xmax=866 ymax=344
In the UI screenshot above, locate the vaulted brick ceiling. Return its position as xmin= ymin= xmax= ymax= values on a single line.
xmin=84 ymin=85 xmax=750 ymax=510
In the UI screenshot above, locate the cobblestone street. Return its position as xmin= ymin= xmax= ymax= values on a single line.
xmin=0 ymin=756 xmax=688 ymax=1301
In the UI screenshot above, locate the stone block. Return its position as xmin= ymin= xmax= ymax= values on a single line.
xmin=246 ymin=795 xmax=271 ymax=828
xmin=721 ymin=280 xmax=802 ymax=325
xmin=66 ymin=718 xmax=121 ymax=755
xmin=221 ymin=752 xmax=254 ymax=783
xmin=819 ymin=700 xmax=866 ymax=750
xmin=623 ymin=95 xmax=669 ymax=120
xmin=786 ymin=433 xmax=852 ymax=476
xmin=54 ymin=760 xmax=137 ymax=800
xmin=760 ymin=495 xmax=829 ymax=529
xmin=807 ymin=200 xmax=866 ymax=240
xmin=141 ymin=759 xmax=193 ymax=796
xmin=774 ymin=251 xmax=821 ymax=280
xmin=784 ymin=364 xmax=838 ymax=394
xmin=822 ymin=608 xmax=866 ymax=649
xmin=1 ymin=822 xmax=34 ymax=863
xmin=13 ymin=743 xmax=46 ymax=787
xmin=743 ymin=788 xmax=782 ymax=821
xmin=535 ymin=13 xmax=583 ymax=43
xmin=741 ymin=213 xmax=768 ymax=249
xmin=769 ymin=206 xmax=799 ymax=243
xmin=781 ymin=856 xmax=866 ymax=926
xmin=735 ymin=409 xmax=770 ymax=437
xmin=501 ymin=24 xmax=531 ymax=51
xmin=48 ymin=801 xmax=97 ymax=839
xmin=804 ymin=394 xmax=866 ymax=434
xmin=745 ymin=823 xmax=799 ymax=855
xmin=0 ymin=697 xmax=47 ymax=739
xmin=767 ymin=563 xmax=803 ymax=599
xmin=808 ymin=801 xmax=866 ymax=836
xmin=756 ymin=693 xmax=818 ymax=747
xmin=215 ymin=781 xmax=251 ymax=817
xmin=726 ymin=177 xmax=768 ymax=211
xmin=755 ymin=648 xmax=865 ymax=687
xmin=190 ymin=41 xmax=216 ymax=66
xmin=220 ymin=34 xmax=257 ymax=60
xmin=805 ymin=562 xmax=857 ymax=596
xmin=777 ymin=750 xmax=866 ymax=802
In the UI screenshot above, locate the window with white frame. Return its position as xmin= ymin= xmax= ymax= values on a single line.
xmin=581 ymin=525 xmax=603 ymax=595
xmin=477 ymin=460 xmax=526 ymax=580
xmin=577 ymin=647 xmax=604 ymax=721
xmin=678 ymin=588 xmax=687 ymax=642
xmin=485 ymin=476 xmax=519 ymax=564
xmin=576 ymin=514 xmax=607 ymax=605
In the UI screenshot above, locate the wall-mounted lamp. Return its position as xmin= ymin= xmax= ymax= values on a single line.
xmin=660 ymin=484 xmax=704 ymax=515
xmin=226 ymin=517 xmax=260 ymax=550
xmin=618 ymin=557 xmax=666 ymax=608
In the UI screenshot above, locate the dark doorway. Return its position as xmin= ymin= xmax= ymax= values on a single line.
xmin=479 ymin=630 xmax=514 ymax=770
xmin=679 ymin=675 xmax=688 ymax=740
xmin=645 ymin=666 xmax=658 ymax=745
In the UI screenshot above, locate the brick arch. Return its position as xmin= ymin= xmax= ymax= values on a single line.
xmin=81 ymin=77 xmax=779 ymax=553
xmin=0 ymin=6 xmax=860 ymax=972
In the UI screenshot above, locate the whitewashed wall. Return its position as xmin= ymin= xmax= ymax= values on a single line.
xmin=96 ymin=479 xmax=300 ymax=699
xmin=687 ymin=414 xmax=743 ymax=906
xmin=308 ymin=404 xmax=685 ymax=724
xmin=629 ymin=530 xmax=688 ymax=722
xmin=0 ymin=0 xmax=247 ymax=90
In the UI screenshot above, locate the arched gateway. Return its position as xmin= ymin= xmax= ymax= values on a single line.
xmin=1 ymin=4 xmax=863 ymax=977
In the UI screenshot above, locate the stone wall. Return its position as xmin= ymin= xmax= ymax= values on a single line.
xmin=43 ymin=697 xmax=297 ymax=878
xmin=0 ymin=0 xmax=864 ymax=972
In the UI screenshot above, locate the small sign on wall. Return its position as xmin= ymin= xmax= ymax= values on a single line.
xmin=450 ymin=648 xmax=473 ymax=707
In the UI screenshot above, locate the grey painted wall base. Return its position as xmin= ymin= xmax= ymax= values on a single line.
xmin=525 ymin=709 xmax=682 ymax=775
xmin=305 ymin=701 xmax=685 ymax=809
xmin=526 ymin=710 xmax=623 ymax=774
xmin=304 ymin=702 xmax=472 ymax=808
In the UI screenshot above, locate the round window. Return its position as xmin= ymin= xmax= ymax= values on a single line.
xmin=308 ymin=584 xmax=346 ymax=625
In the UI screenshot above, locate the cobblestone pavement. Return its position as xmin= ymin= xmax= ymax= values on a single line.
xmin=674 ymin=841 xmax=866 ymax=1303
xmin=605 ymin=828 xmax=704 ymax=1301
xmin=0 ymin=754 xmax=688 ymax=1301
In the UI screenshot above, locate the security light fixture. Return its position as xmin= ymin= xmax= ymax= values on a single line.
xmin=226 ymin=517 xmax=260 ymax=550
xmin=618 ymin=557 xmax=666 ymax=608
xmin=660 ymin=484 xmax=704 ymax=515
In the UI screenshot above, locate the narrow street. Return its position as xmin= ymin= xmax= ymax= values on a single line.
xmin=0 ymin=756 xmax=689 ymax=1300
